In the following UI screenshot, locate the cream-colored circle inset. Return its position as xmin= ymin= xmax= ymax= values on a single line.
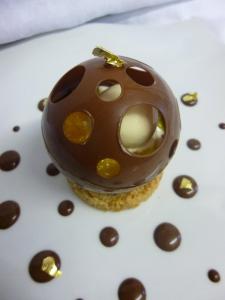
xmin=119 ymin=104 xmax=166 ymax=157
xmin=97 ymin=158 xmax=121 ymax=179
xmin=126 ymin=66 xmax=154 ymax=86
xmin=63 ymin=111 xmax=93 ymax=145
xmin=96 ymin=80 xmax=122 ymax=102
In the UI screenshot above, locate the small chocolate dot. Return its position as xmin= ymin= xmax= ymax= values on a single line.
xmin=173 ymin=175 xmax=198 ymax=198
xmin=187 ymin=139 xmax=201 ymax=150
xmin=38 ymin=99 xmax=47 ymax=112
xmin=154 ymin=222 xmax=181 ymax=251
xmin=99 ymin=227 xmax=119 ymax=247
xmin=13 ymin=126 xmax=20 ymax=132
xmin=118 ymin=278 xmax=146 ymax=300
xmin=29 ymin=250 xmax=61 ymax=283
xmin=46 ymin=163 xmax=60 ymax=176
xmin=208 ymin=269 xmax=221 ymax=283
xmin=0 ymin=201 xmax=20 ymax=229
xmin=218 ymin=123 xmax=225 ymax=129
xmin=58 ymin=200 xmax=74 ymax=216
xmin=0 ymin=150 xmax=20 ymax=171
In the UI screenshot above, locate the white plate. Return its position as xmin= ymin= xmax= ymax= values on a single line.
xmin=0 ymin=19 xmax=225 ymax=300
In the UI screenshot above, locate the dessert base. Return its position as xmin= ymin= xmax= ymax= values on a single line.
xmin=68 ymin=173 xmax=163 ymax=211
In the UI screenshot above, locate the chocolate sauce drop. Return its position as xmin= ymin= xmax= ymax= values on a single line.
xmin=58 ymin=200 xmax=74 ymax=216
xmin=173 ymin=175 xmax=198 ymax=198
xmin=46 ymin=163 xmax=60 ymax=176
xmin=99 ymin=227 xmax=119 ymax=247
xmin=208 ymin=269 xmax=221 ymax=283
xmin=0 ymin=201 xmax=20 ymax=229
xmin=154 ymin=222 xmax=181 ymax=251
xmin=218 ymin=123 xmax=225 ymax=129
xmin=38 ymin=99 xmax=46 ymax=112
xmin=29 ymin=250 xmax=61 ymax=283
xmin=187 ymin=139 xmax=201 ymax=150
xmin=0 ymin=150 xmax=20 ymax=171
xmin=118 ymin=278 xmax=146 ymax=300
xmin=13 ymin=126 xmax=20 ymax=132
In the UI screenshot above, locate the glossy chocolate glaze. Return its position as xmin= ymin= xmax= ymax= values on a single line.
xmin=187 ymin=139 xmax=201 ymax=150
xmin=118 ymin=278 xmax=146 ymax=300
xmin=0 ymin=201 xmax=20 ymax=229
xmin=42 ymin=57 xmax=181 ymax=193
xmin=29 ymin=250 xmax=61 ymax=283
xmin=0 ymin=150 xmax=20 ymax=171
xmin=58 ymin=200 xmax=74 ymax=216
xmin=46 ymin=163 xmax=60 ymax=176
xmin=154 ymin=222 xmax=181 ymax=251
xmin=208 ymin=269 xmax=221 ymax=283
xmin=173 ymin=175 xmax=198 ymax=198
xmin=99 ymin=227 xmax=119 ymax=247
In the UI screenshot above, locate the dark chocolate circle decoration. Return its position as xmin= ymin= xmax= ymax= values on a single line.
xmin=99 ymin=227 xmax=119 ymax=247
xmin=208 ymin=269 xmax=221 ymax=283
xmin=51 ymin=65 xmax=85 ymax=103
xmin=118 ymin=278 xmax=146 ymax=300
xmin=0 ymin=201 xmax=20 ymax=229
xmin=58 ymin=200 xmax=74 ymax=216
xmin=218 ymin=123 xmax=225 ymax=129
xmin=173 ymin=175 xmax=198 ymax=198
xmin=187 ymin=139 xmax=201 ymax=150
xmin=154 ymin=222 xmax=181 ymax=251
xmin=0 ymin=150 xmax=20 ymax=171
xmin=29 ymin=250 xmax=61 ymax=283
xmin=12 ymin=126 xmax=20 ymax=132
xmin=46 ymin=163 xmax=60 ymax=176
xmin=126 ymin=66 xmax=154 ymax=86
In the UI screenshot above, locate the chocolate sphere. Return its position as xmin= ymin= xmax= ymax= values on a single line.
xmin=42 ymin=50 xmax=181 ymax=193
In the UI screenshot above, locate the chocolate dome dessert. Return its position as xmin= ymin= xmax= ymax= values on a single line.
xmin=42 ymin=47 xmax=181 ymax=211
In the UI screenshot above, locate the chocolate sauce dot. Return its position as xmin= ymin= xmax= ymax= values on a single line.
xmin=38 ymin=99 xmax=46 ymax=112
xmin=12 ymin=126 xmax=20 ymax=132
xmin=99 ymin=227 xmax=119 ymax=247
xmin=29 ymin=250 xmax=61 ymax=283
xmin=173 ymin=175 xmax=198 ymax=198
xmin=0 ymin=201 xmax=20 ymax=229
xmin=187 ymin=139 xmax=201 ymax=150
xmin=218 ymin=123 xmax=225 ymax=129
xmin=208 ymin=269 xmax=221 ymax=283
xmin=118 ymin=278 xmax=146 ymax=300
xmin=0 ymin=150 xmax=20 ymax=171
xmin=154 ymin=222 xmax=181 ymax=251
xmin=58 ymin=200 xmax=74 ymax=216
xmin=46 ymin=163 xmax=60 ymax=176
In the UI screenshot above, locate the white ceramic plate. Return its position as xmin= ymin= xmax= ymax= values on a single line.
xmin=0 ymin=19 xmax=225 ymax=300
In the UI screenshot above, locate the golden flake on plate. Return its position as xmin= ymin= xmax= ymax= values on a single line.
xmin=181 ymin=92 xmax=198 ymax=105
xmin=180 ymin=177 xmax=193 ymax=190
xmin=41 ymin=256 xmax=62 ymax=278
